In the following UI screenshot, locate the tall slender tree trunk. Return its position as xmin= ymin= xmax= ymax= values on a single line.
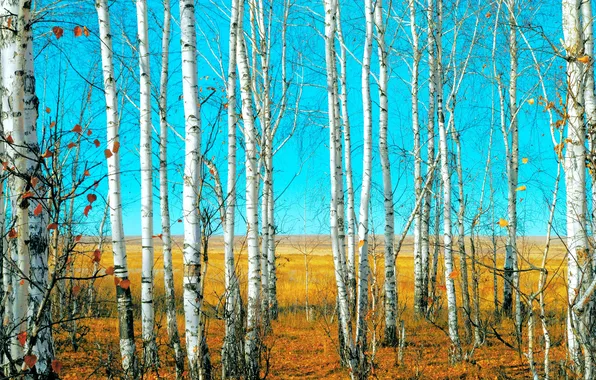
xmin=237 ymin=1 xmax=261 ymax=377
xmin=422 ymin=0 xmax=437 ymax=313
xmin=376 ymin=0 xmax=396 ymax=347
xmin=335 ymin=7 xmax=357 ymax=314
xmin=503 ymin=2 xmax=520 ymax=337
xmin=562 ymin=0 xmax=590 ymax=373
xmin=137 ymin=0 xmax=158 ymax=368
xmin=435 ymin=0 xmax=461 ymax=358
xmin=95 ymin=0 xmax=137 ymax=373
xmin=324 ymin=0 xmax=357 ymax=374
xmin=159 ymin=0 xmax=184 ymax=376
xmin=22 ymin=6 xmax=54 ymax=374
xmin=222 ymin=0 xmax=244 ymax=377
xmin=410 ymin=0 xmax=425 ymax=318
xmin=178 ymin=0 xmax=204 ymax=376
xmin=354 ymin=0 xmax=374 ymax=373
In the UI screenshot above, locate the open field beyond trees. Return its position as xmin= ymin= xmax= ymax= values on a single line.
xmin=55 ymin=235 xmax=570 ymax=379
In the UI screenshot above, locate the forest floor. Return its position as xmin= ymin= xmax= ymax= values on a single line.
xmin=55 ymin=235 xmax=572 ymax=379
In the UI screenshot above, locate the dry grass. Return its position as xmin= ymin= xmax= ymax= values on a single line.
xmin=57 ymin=234 xmax=572 ymax=379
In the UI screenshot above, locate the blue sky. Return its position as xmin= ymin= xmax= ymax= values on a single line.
xmin=32 ymin=0 xmax=571 ymax=239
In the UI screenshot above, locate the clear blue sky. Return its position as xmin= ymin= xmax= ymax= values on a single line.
xmin=33 ymin=0 xmax=569 ymax=239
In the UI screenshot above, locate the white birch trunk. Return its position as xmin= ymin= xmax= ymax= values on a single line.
xmin=178 ymin=0 xmax=203 ymax=376
xmin=95 ymin=0 xmax=137 ymax=373
xmin=324 ymin=0 xmax=357 ymax=374
xmin=376 ymin=0 xmax=397 ymax=347
xmin=136 ymin=0 xmax=158 ymax=367
xmin=422 ymin=0 xmax=437 ymax=313
xmin=1 ymin=0 xmax=29 ymax=367
xmin=222 ymin=0 xmax=243 ymax=377
xmin=158 ymin=0 xmax=184 ymax=376
xmin=237 ymin=1 xmax=261 ymax=376
xmin=355 ymin=0 xmax=374 ymax=368
xmin=435 ymin=0 xmax=461 ymax=357
xmin=335 ymin=10 xmax=357 ymax=312
xmin=410 ymin=0 xmax=425 ymax=317
xmin=503 ymin=2 xmax=520 ymax=333
xmin=562 ymin=0 xmax=589 ymax=372
xmin=22 ymin=6 xmax=54 ymax=374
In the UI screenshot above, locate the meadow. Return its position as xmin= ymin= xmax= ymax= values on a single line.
xmin=56 ymin=234 xmax=572 ymax=379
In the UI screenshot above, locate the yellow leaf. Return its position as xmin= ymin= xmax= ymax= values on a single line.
xmin=358 ymin=240 xmax=365 ymax=248
xmin=516 ymin=185 xmax=527 ymax=192
xmin=498 ymin=218 xmax=509 ymax=227
xmin=448 ymin=270 xmax=459 ymax=279
xmin=578 ymin=55 xmax=591 ymax=64
xmin=527 ymin=98 xmax=535 ymax=105
xmin=522 ymin=157 xmax=528 ymax=164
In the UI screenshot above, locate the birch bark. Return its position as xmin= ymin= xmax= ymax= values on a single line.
xmin=237 ymin=1 xmax=261 ymax=376
xmin=95 ymin=0 xmax=137 ymax=373
xmin=376 ymin=0 xmax=397 ymax=347
xmin=136 ymin=0 xmax=158 ymax=367
xmin=158 ymin=0 xmax=184 ymax=375
xmin=178 ymin=0 xmax=204 ymax=376
xmin=221 ymin=0 xmax=244 ymax=377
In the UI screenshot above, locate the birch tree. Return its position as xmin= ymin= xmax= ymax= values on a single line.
xmin=22 ymin=3 xmax=54 ymax=374
xmin=178 ymin=0 xmax=204 ymax=376
xmin=434 ymin=0 xmax=462 ymax=358
xmin=562 ymin=0 xmax=592 ymax=374
xmin=502 ymin=2 xmax=521 ymax=337
xmin=237 ymin=0 xmax=261 ymax=376
xmin=221 ymin=0 xmax=244 ymax=376
xmin=335 ymin=6 xmax=357 ymax=312
xmin=376 ymin=0 xmax=397 ymax=346
xmin=158 ymin=0 xmax=184 ymax=376
xmin=323 ymin=0 xmax=357 ymax=375
xmin=422 ymin=0 xmax=437 ymax=315
xmin=96 ymin=0 xmax=137 ymax=373
xmin=136 ymin=0 xmax=158 ymax=367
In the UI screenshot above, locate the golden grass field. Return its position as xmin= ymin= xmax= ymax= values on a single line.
xmin=56 ymin=234 xmax=573 ymax=379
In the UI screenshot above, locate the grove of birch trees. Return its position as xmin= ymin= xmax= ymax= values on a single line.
xmin=0 ymin=0 xmax=595 ymax=379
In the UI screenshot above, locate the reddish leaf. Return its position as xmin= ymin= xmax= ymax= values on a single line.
xmin=49 ymin=121 xmax=56 ymax=128
xmin=72 ymin=124 xmax=82 ymax=133
xmin=52 ymin=26 xmax=64 ymax=39
xmin=73 ymin=26 xmax=82 ymax=37
xmin=83 ymin=205 xmax=92 ymax=217
xmin=114 ymin=277 xmax=121 ymax=286
xmin=87 ymin=129 xmax=92 ymax=136
xmin=119 ymin=279 xmax=131 ymax=290
xmin=83 ymin=26 xmax=90 ymax=37
xmin=93 ymin=181 xmax=99 ymax=189
xmin=42 ymin=150 xmax=53 ymax=158
xmin=22 ymin=191 xmax=34 ymax=199
xmin=46 ymin=223 xmax=58 ymax=230
xmin=19 ymin=279 xmax=25 ymax=286
xmin=104 ymin=149 xmax=113 ymax=159
xmin=87 ymin=194 xmax=97 ymax=203
xmin=33 ymin=204 xmax=43 ymax=216
xmin=112 ymin=141 xmax=120 ymax=153
xmin=94 ymin=139 xmax=100 ymax=148
xmin=31 ymin=177 xmax=39 ymax=188
xmin=84 ymin=169 xmax=90 ymax=176
xmin=106 ymin=266 xmax=114 ymax=275
xmin=17 ymin=331 xmax=26 ymax=346
xmin=92 ymin=249 xmax=101 ymax=263
xmin=23 ymin=355 xmax=37 ymax=368
xmin=75 ymin=235 xmax=82 ymax=242
xmin=6 ymin=135 xmax=14 ymax=144
xmin=51 ymin=360 xmax=62 ymax=375
xmin=8 ymin=229 xmax=17 ymax=239
xmin=67 ymin=142 xmax=76 ymax=149
xmin=45 ymin=107 xmax=51 ymax=114
xmin=72 ymin=285 xmax=81 ymax=296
